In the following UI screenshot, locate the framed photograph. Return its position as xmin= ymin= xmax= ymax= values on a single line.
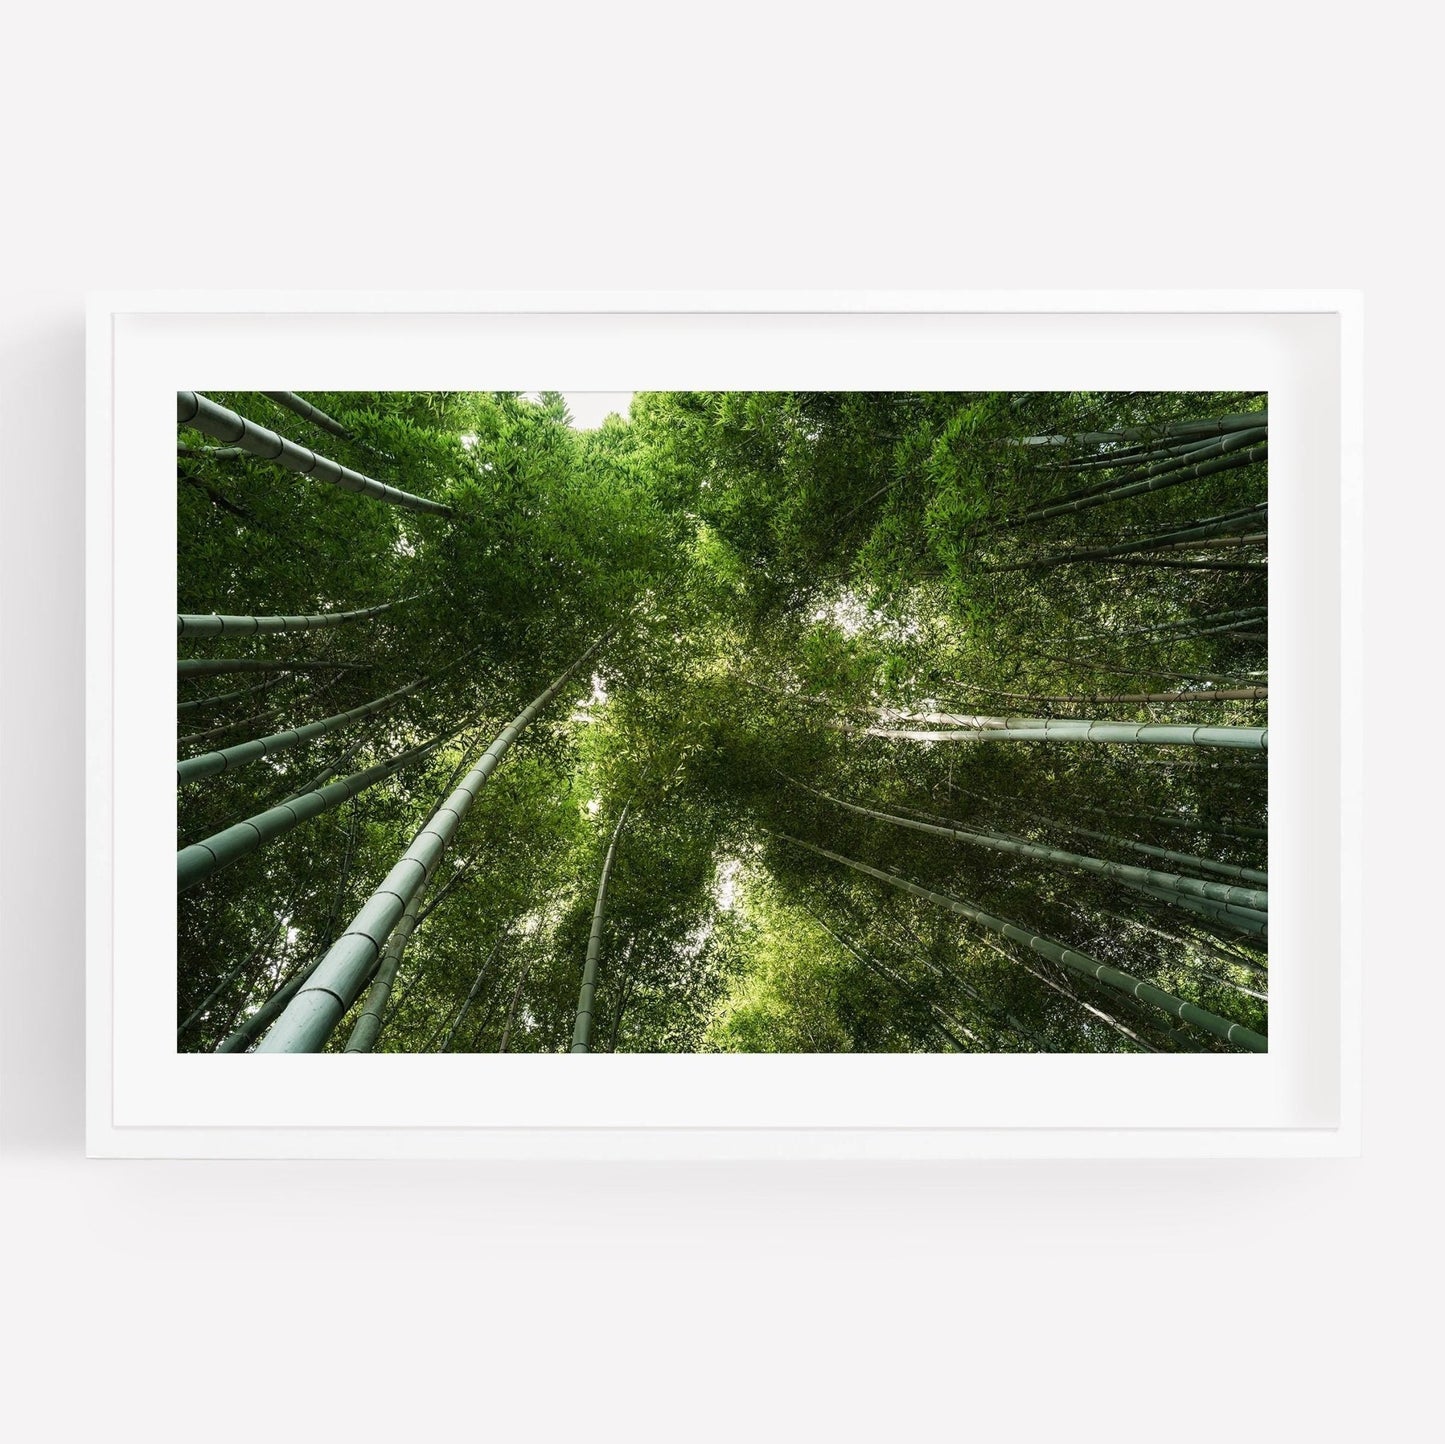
xmin=86 ymin=293 xmax=1361 ymax=1157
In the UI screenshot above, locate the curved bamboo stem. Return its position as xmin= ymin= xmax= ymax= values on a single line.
xmin=177 ymin=391 xmax=452 ymax=517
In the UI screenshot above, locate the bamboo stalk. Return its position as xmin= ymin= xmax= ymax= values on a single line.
xmin=1103 ymin=557 xmax=1267 ymax=571
xmin=439 ymin=940 xmax=504 ymax=1052
xmin=790 ymin=779 xmax=1267 ymax=911
xmin=853 ymin=717 xmax=1268 ymax=750
xmin=254 ymin=633 xmax=610 ymax=1053
xmin=498 ymin=960 xmax=536 ymax=1053
xmin=177 ymin=391 xmax=452 ymax=517
xmin=178 ymin=598 xmax=409 ymax=638
xmin=1012 ymin=413 xmax=1267 ymax=447
xmin=1097 ymin=910 xmax=1267 ymax=978
xmin=1055 ymin=605 xmax=1266 ymax=645
xmin=178 ymin=443 xmax=248 ymax=460
xmin=178 ymin=657 xmax=369 ymax=678
xmin=344 ymin=876 xmax=435 ymax=1053
xmin=984 ymin=506 xmax=1268 ymax=572
xmin=177 ymin=673 xmax=432 ymax=785
xmin=177 ymin=705 xmax=287 ymax=748
xmin=869 ymin=787 xmax=1267 ymax=887
xmin=868 ymin=905 xmax=1053 ymax=1051
xmin=772 ymin=834 xmax=1266 ymax=1052
xmin=1117 ymin=877 xmax=1268 ymax=938
xmin=177 ymin=730 xmax=454 ymax=892
xmin=1014 ymin=811 xmax=1266 ymax=886
xmin=1007 ymin=433 xmax=1266 ymax=525
xmin=1026 ymin=651 xmax=1265 ymax=686
xmin=177 ymin=677 xmax=279 ymax=714
xmin=966 ymin=931 xmax=1157 ymax=1052
xmin=177 ymin=911 xmax=288 ymax=1041
xmin=944 ymin=683 xmax=1267 ymax=705
xmin=179 ymin=472 xmax=261 ymax=524
xmin=795 ymin=899 xmax=977 ymax=1050
xmin=571 ymin=803 xmax=633 ymax=1053
xmin=1059 ymin=430 xmax=1248 ymax=472
xmin=261 ymin=391 xmax=356 ymax=443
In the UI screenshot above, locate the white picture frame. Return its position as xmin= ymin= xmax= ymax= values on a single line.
xmin=87 ymin=291 xmax=1362 ymax=1158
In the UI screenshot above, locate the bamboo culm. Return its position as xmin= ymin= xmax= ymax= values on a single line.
xmin=254 ymin=634 xmax=609 ymax=1053
xmin=1007 ymin=433 xmax=1267 ymax=525
xmin=177 ymin=391 xmax=452 ymax=517
xmin=177 ymin=911 xmax=288 ymax=1040
xmin=984 ymin=504 xmax=1268 ymax=572
xmin=260 ymin=391 xmax=356 ymax=443
xmin=178 ymin=705 xmax=288 ymax=749
xmin=1055 ymin=605 xmax=1266 ymax=646
xmin=1059 ymin=429 xmax=1247 ymax=474
xmin=980 ymin=800 xmax=1268 ymax=887
xmin=343 ymin=762 xmax=484 ymax=1053
xmin=179 ymin=657 xmax=369 ymax=679
xmin=1117 ymin=877 xmax=1268 ymax=938
xmin=944 ymin=685 xmax=1267 ymax=706
xmin=1013 ymin=413 xmax=1267 ymax=448
xmin=177 ymin=673 xmax=433 ymax=785
xmin=1098 ymin=910 xmax=1267 ymax=979
xmin=497 ymin=955 xmax=538 ymax=1052
xmin=1103 ymin=557 xmax=1268 ymax=572
xmin=855 ymin=716 xmax=1268 ymax=750
xmin=803 ymin=901 xmax=999 ymax=1050
xmin=794 ymin=781 xmax=1268 ymax=912
xmin=773 ymin=834 xmax=1266 ymax=1052
xmin=178 ymin=598 xmax=409 ymax=638
xmin=961 ymin=928 xmax=1157 ymax=1052
xmin=570 ymin=803 xmax=633 ymax=1053
xmin=216 ymin=956 xmax=321 ymax=1053
xmin=439 ymin=942 xmax=502 ymax=1052
xmin=343 ymin=871 xmax=434 ymax=1053
xmin=177 ymin=730 xmax=455 ymax=892
xmin=177 ymin=677 xmax=279 ymax=714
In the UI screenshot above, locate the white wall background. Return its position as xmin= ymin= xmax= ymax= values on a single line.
xmin=0 ymin=3 xmax=1431 ymax=1438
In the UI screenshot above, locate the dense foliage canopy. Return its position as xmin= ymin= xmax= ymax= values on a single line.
xmin=177 ymin=389 xmax=1268 ymax=1055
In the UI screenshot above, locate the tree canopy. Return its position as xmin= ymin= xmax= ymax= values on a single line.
xmin=177 ymin=388 xmax=1268 ymax=1055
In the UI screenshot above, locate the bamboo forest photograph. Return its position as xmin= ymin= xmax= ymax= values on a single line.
xmin=175 ymin=389 xmax=1269 ymax=1056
